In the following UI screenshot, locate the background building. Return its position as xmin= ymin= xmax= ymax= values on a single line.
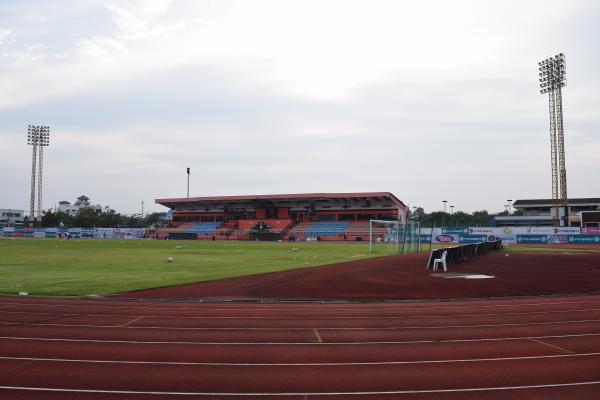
xmin=0 ymin=209 xmax=24 ymax=228
xmin=57 ymin=195 xmax=102 ymax=216
xmin=493 ymin=198 xmax=600 ymax=227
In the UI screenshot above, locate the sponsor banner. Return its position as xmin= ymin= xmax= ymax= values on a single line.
xmin=568 ymin=235 xmax=600 ymax=244
xmin=552 ymin=227 xmax=581 ymax=234
xmin=469 ymin=228 xmax=495 ymax=234
xmin=547 ymin=235 xmax=571 ymax=244
xmin=3 ymin=227 xmax=15 ymax=233
xmin=68 ymin=228 xmax=82 ymax=238
xmin=442 ymin=228 xmax=470 ymax=234
xmin=516 ymin=235 xmax=548 ymax=244
xmin=435 ymin=234 xmax=458 ymax=244
xmin=45 ymin=228 xmax=58 ymax=238
xmin=95 ymin=228 xmax=115 ymax=239
xmin=419 ymin=234 xmax=431 ymax=243
xmin=81 ymin=228 xmax=94 ymax=238
xmin=458 ymin=235 xmax=488 ymax=244
xmin=33 ymin=230 xmax=46 ymax=238
xmin=519 ymin=227 xmax=580 ymax=235
xmin=497 ymin=235 xmax=517 ymax=244
xmin=582 ymin=227 xmax=600 ymax=234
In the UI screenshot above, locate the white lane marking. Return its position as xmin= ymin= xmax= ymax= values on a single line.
xmin=313 ymin=329 xmax=322 ymax=343
xmin=13 ymin=318 xmax=600 ymax=331
xmin=0 ymin=352 xmax=599 ymax=366
xmin=1 ymin=298 xmax=600 ymax=312
xmin=121 ymin=316 xmax=144 ymax=327
xmin=529 ymin=338 xmax=573 ymax=354
xmin=0 ymin=332 xmax=598 ymax=346
xmin=3 ymin=308 xmax=600 ymax=320
xmin=1 ymin=381 xmax=600 ymax=395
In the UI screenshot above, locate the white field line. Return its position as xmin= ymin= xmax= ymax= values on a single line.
xmin=1 ymin=381 xmax=600 ymax=396
xmin=1 ymin=298 xmax=600 ymax=312
xmin=9 ymin=318 xmax=600 ymax=332
xmin=0 ymin=352 xmax=599 ymax=366
xmin=2 ymin=307 xmax=600 ymax=320
xmin=0 ymin=332 xmax=599 ymax=346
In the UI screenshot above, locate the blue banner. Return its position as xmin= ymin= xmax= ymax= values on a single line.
xmin=516 ymin=235 xmax=548 ymax=244
xmin=568 ymin=235 xmax=600 ymax=244
xmin=458 ymin=235 xmax=488 ymax=243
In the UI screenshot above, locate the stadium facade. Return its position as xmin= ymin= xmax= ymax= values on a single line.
xmin=155 ymin=192 xmax=408 ymax=241
xmin=493 ymin=198 xmax=600 ymax=227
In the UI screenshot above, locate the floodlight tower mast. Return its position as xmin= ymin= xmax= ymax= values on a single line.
xmin=27 ymin=126 xmax=38 ymax=222
xmin=37 ymin=126 xmax=50 ymax=220
xmin=26 ymin=125 xmax=50 ymax=223
xmin=538 ymin=53 xmax=567 ymax=226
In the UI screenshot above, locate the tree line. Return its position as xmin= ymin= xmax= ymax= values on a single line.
xmin=30 ymin=207 xmax=164 ymax=228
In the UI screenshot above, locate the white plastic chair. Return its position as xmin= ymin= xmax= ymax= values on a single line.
xmin=433 ymin=251 xmax=448 ymax=272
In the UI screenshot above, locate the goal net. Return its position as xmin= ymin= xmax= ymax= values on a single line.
xmin=369 ymin=219 xmax=421 ymax=254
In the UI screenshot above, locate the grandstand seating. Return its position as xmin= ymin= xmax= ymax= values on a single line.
xmin=184 ymin=222 xmax=223 ymax=235
xmin=302 ymin=221 xmax=351 ymax=237
xmin=346 ymin=221 xmax=387 ymax=237
xmin=215 ymin=220 xmax=238 ymax=236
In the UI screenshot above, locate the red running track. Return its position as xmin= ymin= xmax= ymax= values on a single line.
xmin=1 ymin=294 xmax=600 ymax=399
xmin=115 ymin=251 xmax=600 ymax=301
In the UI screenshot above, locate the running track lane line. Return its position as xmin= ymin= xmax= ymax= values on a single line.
xmin=6 ymin=317 xmax=600 ymax=331
xmin=1 ymin=332 xmax=599 ymax=345
xmin=1 ymin=381 xmax=600 ymax=396
xmin=4 ymin=307 xmax=600 ymax=319
xmin=3 ymin=298 xmax=600 ymax=311
xmin=0 ymin=351 xmax=599 ymax=366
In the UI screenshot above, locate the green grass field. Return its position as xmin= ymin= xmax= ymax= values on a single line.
xmin=0 ymin=238 xmax=386 ymax=297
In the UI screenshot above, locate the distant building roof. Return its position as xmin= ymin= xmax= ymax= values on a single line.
xmin=513 ymin=198 xmax=600 ymax=207
xmin=156 ymin=192 xmax=406 ymax=210
xmin=77 ymin=195 xmax=90 ymax=201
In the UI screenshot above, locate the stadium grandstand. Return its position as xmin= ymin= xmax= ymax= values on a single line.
xmin=154 ymin=192 xmax=408 ymax=241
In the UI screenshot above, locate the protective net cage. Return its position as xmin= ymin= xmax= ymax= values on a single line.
xmin=368 ymin=220 xmax=421 ymax=254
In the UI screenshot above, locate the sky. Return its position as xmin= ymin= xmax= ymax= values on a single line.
xmin=1 ymin=0 xmax=599 ymax=215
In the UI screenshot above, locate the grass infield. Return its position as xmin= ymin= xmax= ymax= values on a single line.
xmin=1 ymin=239 xmax=598 ymax=297
xmin=0 ymin=239 xmax=385 ymax=296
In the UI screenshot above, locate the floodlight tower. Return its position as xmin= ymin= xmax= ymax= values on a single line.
xmin=538 ymin=53 xmax=568 ymax=226
xmin=26 ymin=125 xmax=50 ymax=222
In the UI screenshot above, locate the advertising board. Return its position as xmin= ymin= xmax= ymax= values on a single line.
xmin=516 ymin=235 xmax=548 ymax=244
xmin=568 ymin=235 xmax=600 ymax=244
xmin=458 ymin=235 xmax=488 ymax=244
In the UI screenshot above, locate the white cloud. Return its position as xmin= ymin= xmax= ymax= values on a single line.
xmin=104 ymin=0 xmax=174 ymax=36
xmin=0 ymin=29 xmax=11 ymax=46
xmin=0 ymin=0 xmax=599 ymax=213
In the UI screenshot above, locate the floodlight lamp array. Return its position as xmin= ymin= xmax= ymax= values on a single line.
xmin=26 ymin=125 xmax=50 ymax=146
xmin=538 ymin=53 xmax=566 ymax=94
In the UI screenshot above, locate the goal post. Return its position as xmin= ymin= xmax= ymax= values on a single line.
xmin=369 ymin=219 xmax=421 ymax=254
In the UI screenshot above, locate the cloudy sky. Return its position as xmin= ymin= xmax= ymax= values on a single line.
xmin=1 ymin=0 xmax=599 ymax=215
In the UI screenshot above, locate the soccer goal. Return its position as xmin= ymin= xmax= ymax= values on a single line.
xmin=369 ymin=219 xmax=421 ymax=254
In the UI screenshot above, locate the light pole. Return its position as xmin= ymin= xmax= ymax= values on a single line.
xmin=27 ymin=125 xmax=50 ymax=226
xmin=186 ymin=167 xmax=190 ymax=198
xmin=539 ymin=53 xmax=568 ymax=226
xmin=442 ymin=200 xmax=447 ymax=228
